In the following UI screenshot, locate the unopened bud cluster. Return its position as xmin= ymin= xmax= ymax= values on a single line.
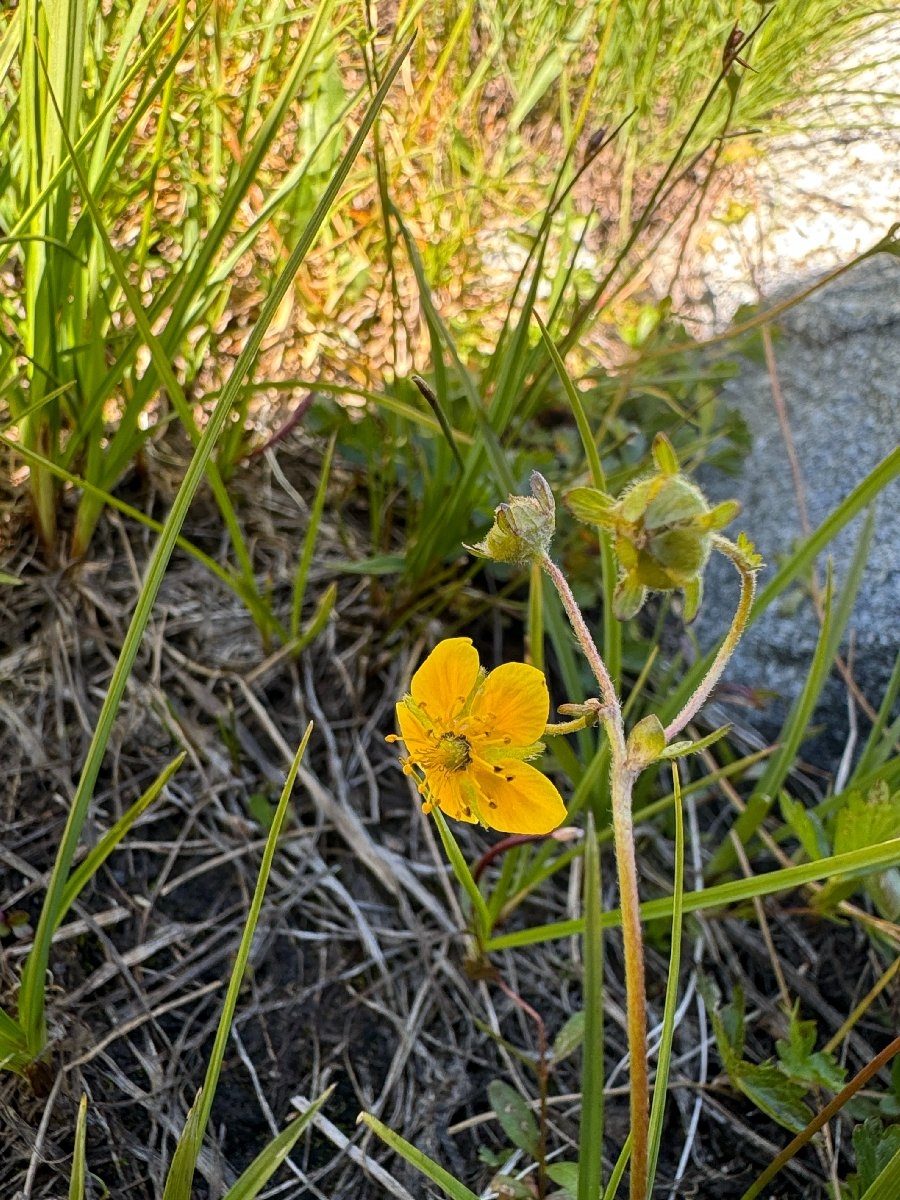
xmin=565 ymin=433 xmax=740 ymax=621
xmin=466 ymin=471 xmax=556 ymax=565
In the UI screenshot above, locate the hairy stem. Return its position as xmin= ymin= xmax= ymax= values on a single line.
xmin=541 ymin=553 xmax=648 ymax=1200
xmin=664 ymin=536 xmax=757 ymax=743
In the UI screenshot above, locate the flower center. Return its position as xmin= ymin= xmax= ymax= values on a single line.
xmin=434 ymin=732 xmax=472 ymax=773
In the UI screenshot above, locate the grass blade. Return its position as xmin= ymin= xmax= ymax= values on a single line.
xmin=58 ymin=754 xmax=186 ymax=925
xmin=646 ymin=767 xmax=685 ymax=1187
xmin=358 ymin=1111 xmax=480 ymax=1200
xmin=291 ymin=434 xmax=336 ymax=640
xmin=578 ymin=813 xmax=604 ymax=1200
xmin=485 ymin=837 xmax=900 ymax=951
xmin=68 ymin=1095 xmax=88 ymax=1200
xmin=161 ymin=725 xmax=313 ymax=1191
xmin=533 ymin=310 xmax=620 ymax=687
xmin=709 ymin=507 xmax=875 ymax=875
xmin=224 ymin=1087 xmax=334 ymax=1200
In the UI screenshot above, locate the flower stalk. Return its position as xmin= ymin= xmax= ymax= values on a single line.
xmin=391 ymin=447 xmax=761 ymax=1200
xmin=542 ymin=551 xmax=650 ymax=1198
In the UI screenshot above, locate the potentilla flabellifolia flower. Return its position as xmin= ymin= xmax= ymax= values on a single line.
xmin=388 ymin=638 xmax=567 ymax=835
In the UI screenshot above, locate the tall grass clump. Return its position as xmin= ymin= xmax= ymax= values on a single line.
xmin=0 ymin=1 xmax=359 ymax=576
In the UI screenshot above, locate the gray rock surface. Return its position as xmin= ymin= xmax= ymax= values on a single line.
xmin=695 ymin=254 xmax=900 ymax=773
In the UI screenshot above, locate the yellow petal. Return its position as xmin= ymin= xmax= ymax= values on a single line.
xmin=472 ymin=662 xmax=550 ymax=746
xmin=395 ymin=701 xmax=433 ymax=760
xmin=410 ymin=638 xmax=480 ymax=724
xmin=429 ymin=771 xmax=479 ymax=824
xmin=469 ymin=757 xmax=566 ymax=834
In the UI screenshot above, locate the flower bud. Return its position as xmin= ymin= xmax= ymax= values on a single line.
xmin=565 ymin=433 xmax=740 ymax=621
xmin=466 ymin=471 xmax=556 ymax=565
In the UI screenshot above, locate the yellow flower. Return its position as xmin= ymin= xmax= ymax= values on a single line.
xmin=389 ymin=638 xmax=567 ymax=835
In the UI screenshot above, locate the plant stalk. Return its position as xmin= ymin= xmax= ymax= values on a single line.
xmin=664 ymin=536 xmax=756 ymax=742
xmin=542 ymin=554 xmax=649 ymax=1199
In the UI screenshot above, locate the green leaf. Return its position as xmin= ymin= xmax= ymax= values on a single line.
xmin=702 ymin=499 xmax=742 ymax=531
xmin=551 ymin=1011 xmax=585 ymax=1063
xmin=359 ymin=1112 xmax=480 ymax=1200
xmin=651 ymin=432 xmax=679 ymax=475
xmin=613 ymin=579 xmax=646 ymax=621
xmin=721 ymin=990 xmax=746 ymax=1063
xmin=702 ymin=978 xmax=742 ymax=1074
xmin=247 ymin=793 xmax=277 ymax=831
xmin=734 ymin=1060 xmax=813 ymax=1133
xmin=780 ymin=792 xmax=827 ymax=861
xmin=59 ymin=753 xmax=186 ymax=927
xmin=658 ymin=723 xmax=732 ymax=761
xmin=851 ymin=1119 xmax=900 ymax=1197
xmin=647 ymin=764 xmax=686 ymax=1191
xmin=68 ymin=1095 xmax=88 ymax=1200
xmin=487 ymin=1079 xmax=540 ymax=1157
xmin=579 ymin=813 xmax=603 ymax=1200
xmin=485 ymin=838 xmax=900 ymax=952
xmin=860 ymin=1143 xmax=900 ymax=1200
xmin=162 ymin=1088 xmax=205 ymax=1200
xmin=224 ymin=1088 xmax=333 ymax=1200
xmin=775 ymin=1011 xmax=845 ymax=1092
xmin=818 ymin=780 xmax=900 ymax=916
xmin=546 ymin=1161 xmax=579 ymax=1197
xmin=833 ymin=782 xmax=900 ymax=858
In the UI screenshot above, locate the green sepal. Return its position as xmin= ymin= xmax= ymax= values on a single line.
xmin=700 ymin=499 xmax=742 ymax=531
xmin=643 ymin=477 xmax=706 ymax=529
xmin=613 ymin=578 xmax=646 ymax=620
xmin=564 ymin=486 xmax=616 ymax=527
xmin=625 ymin=714 xmax=666 ymax=768
xmin=651 ymin=432 xmax=679 ymax=475
xmin=466 ymin=473 xmax=556 ymax=565
xmin=682 ymin=576 xmax=703 ymax=623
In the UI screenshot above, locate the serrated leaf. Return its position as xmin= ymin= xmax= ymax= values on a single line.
xmin=833 ymin=782 xmax=900 ymax=858
xmin=487 ymin=1079 xmax=540 ymax=1157
xmin=734 ymin=1060 xmax=813 ymax=1133
xmin=551 ymin=1011 xmax=585 ymax=1063
xmin=735 ymin=531 xmax=764 ymax=569
xmin=853 ymin=1118 xmax=900 ymax=1194
xmin=776 ymin=1012 xmax=845 ymax=1091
